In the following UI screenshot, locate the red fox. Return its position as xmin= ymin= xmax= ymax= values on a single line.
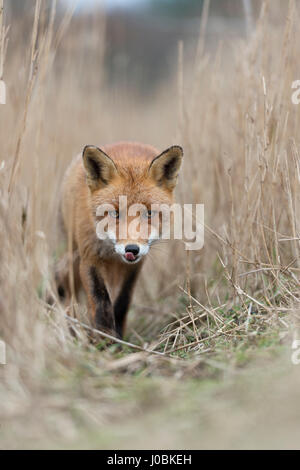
xmin=57 ymin=142 xmax=183 ymax=338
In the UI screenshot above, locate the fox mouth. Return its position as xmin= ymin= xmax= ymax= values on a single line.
xmin=125 ymin=252 xmax=136 ymax=262
xmin=114 ymin=243 xmax=149 ymax=264
xmin=122 ymin=253 xmax=141 ymax=264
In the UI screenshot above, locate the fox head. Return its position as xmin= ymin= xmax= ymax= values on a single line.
xmin=82 ymin=143 xmax=183 ymax=264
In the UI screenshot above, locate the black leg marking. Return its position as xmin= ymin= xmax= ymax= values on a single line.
xmin=57 ymin=285 xmax=65 ymax=300
xmin=114 ymin=268 xmax=139 ymax=338
xmin=89 ymin=267 xmax=115 ymax=332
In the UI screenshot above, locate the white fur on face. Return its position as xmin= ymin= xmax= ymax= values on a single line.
xmin=115 ymin=243 xmax=150 ymax=256
xmin=139 ymin=244 xmax=149 ymax=256
xmin=97 ymin=229 xmax=117 ymax=258
xmin=105 ymin=230 xmax=117 ymax=244
xmin=114 ymin=242 xmax=149 ymax=263
xmin=115 ymin=243 xmax=125 ymax=255
xmin=148 ymin=226 xmax=160 ymax=245
xmin=97 ymin=223 xmax=159 ymax=262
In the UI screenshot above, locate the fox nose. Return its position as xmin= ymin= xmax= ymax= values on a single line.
xmin=125 ymin=244 xmax=140 ymax=256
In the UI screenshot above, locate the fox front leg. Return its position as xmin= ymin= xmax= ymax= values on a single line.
xmin=113 ymin=267 xmax=140 ymax=338
xmin=80 ymin=262 xmax=116 ymax=336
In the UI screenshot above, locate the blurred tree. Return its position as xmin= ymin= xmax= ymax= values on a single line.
xmin=6 ymin=0 xmax=35 ymax=18
xmin=5 ymin=0 xmax=66 ymax=21
xmin=147 ymin=0 xmax=260 ymax=19
xmin=148 ymin=0 xmax=204 ymax=18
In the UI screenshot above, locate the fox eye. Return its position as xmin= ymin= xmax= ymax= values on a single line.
xmin=143 ymin=210 xmax=155 ymax=219
xmin=109 ymin=209 xmax=119 ymax=219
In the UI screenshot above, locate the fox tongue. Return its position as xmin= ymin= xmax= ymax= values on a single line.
xmin=125 ymin=252 xmax=135 ymax=261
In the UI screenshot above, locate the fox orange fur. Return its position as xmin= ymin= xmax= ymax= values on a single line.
xmin=57 ymin=141 xmax=183 ymax=338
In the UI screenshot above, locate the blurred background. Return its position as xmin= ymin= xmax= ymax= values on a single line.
xmin=7 ymin=0 xmax=262 ymax=95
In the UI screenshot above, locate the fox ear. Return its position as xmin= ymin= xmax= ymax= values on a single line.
xmin=149 ymin=145 xmax=183 ymax=191
xmin=82 ymin=145 xmax=117 ymax=191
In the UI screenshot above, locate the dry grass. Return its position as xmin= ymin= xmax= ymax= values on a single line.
xmin=0 ymin=0 xmax=300 ymax=449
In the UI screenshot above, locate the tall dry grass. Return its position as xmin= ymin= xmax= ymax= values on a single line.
xmin=0 ymin=0 xmax=299 ymax=447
